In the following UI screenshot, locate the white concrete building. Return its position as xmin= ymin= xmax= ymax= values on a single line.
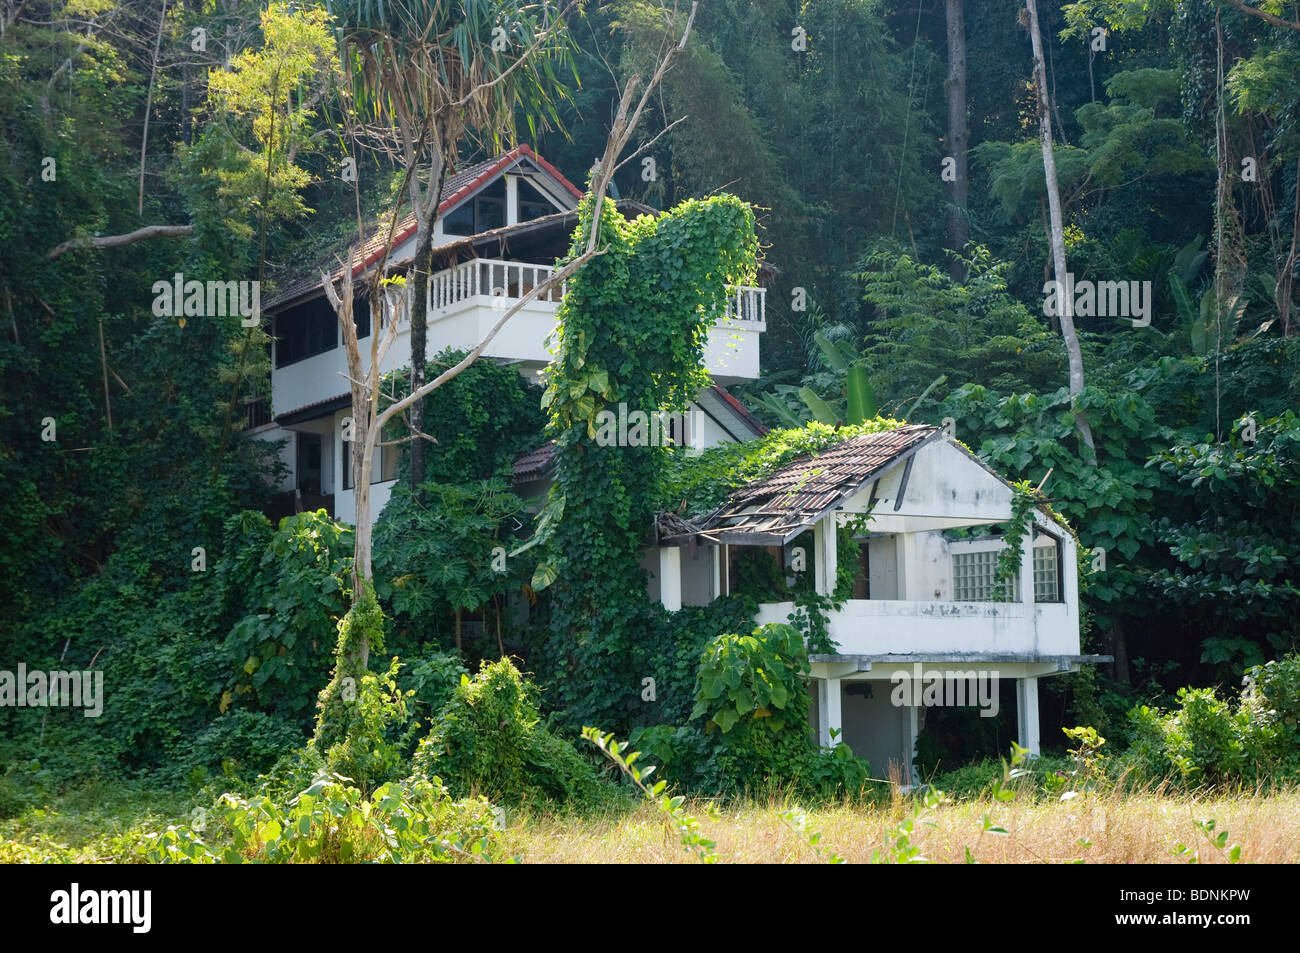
xmin=253 ymin=145 xmax=1105 ymax=784
xmin=650 ymin=424 xmax=1108 ymax=782
xmin=252 ymin=145 xmax=767 ymax=523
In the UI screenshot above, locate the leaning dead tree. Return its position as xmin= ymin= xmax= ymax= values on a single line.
xmin=1024 ymin=0 xmax=1096 ymax=461
xmin=321 ymin=3 xmax=699 ymax=637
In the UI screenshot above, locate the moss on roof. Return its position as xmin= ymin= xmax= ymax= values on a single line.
xmin=654 ymin=417 xmax=908 ymax=521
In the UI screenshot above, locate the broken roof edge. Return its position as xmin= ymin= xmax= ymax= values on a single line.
xmin=650 ymin=421 xmax=1086 ymax=548
xmin=652 ymin=421 xmax=937 ymax=546
xmin=708 ymin=384 xmax=768 ymax=437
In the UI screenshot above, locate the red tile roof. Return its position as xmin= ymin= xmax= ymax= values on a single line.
xmin=267 ymin=145 xmax=582 ymax=309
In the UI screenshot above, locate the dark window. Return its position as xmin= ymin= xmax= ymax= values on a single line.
xmin=519 ymin=180 xmax=556 ymax=221
xmin=443 ymin=202 xmax=475 ymax=236
xmin=852 ymin=543 xmax=869 ymax=599
xmin=244 ymin=398 xmax=271 ymax=430
xmin=342 ymin=439 xmax=397 ymax=489
xmin=296 ymin=433 xmax=322 ymax=494
xmin=353 ymin=293 xmax=370 ymax=339
xmin=274 ymin=297 xmax=338 ymax=368
xmin=477 ymin=196 xmax=505 ymax=231
xmin=1033 ymin=535 xmax=1064 ymax=603
xmin=442 ymin=176 xmax=508 ymax=236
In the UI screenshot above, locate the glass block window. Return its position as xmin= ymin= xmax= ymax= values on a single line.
xmin=952 ymin=550 xmax=1017 ymax=602
xmin=1033 ymin=543 xmax=1061 ymax=602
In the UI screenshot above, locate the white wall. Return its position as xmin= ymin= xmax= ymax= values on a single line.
xmin=680 ymin=543 xmax=716 ymax=607
xmin=330 ymin=407 xmax=396 ymax=526
xmin=273 ymin=297 xmax=763 ymax=420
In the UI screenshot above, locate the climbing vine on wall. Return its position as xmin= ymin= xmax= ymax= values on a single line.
xmin=994 ymin=480 xmax=1039 ymax=593
xmin=531 ymin=192 xmax=759 ymax=732
xmin=777 ymin=514 xmax=873 ymax=655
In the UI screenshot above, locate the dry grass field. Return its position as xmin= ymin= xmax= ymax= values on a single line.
xmin=500 ymin=786 xmax=1300 ymax=864
xmin=4 ymin=778 xmax=1297 ymax=864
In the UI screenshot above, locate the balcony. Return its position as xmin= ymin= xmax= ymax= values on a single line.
xmin=754 ymin=598 xmax=1080 ymax=658
xmin=428 ymin=257 xmax=765 ymax=328
xmin=273 ymin=258 xmax=766 ymax=418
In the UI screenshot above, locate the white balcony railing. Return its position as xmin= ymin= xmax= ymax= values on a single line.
xmin=429 ymin=258 xmax=566 ymax=314
xmin=426 ymin=257 xmax=765 ymax=329
xmin=721 ymin=285 xmax=765 ymax=328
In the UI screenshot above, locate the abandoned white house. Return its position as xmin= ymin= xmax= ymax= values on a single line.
xmin=254 ymin=144 xmax=1103 ymax=782
xmin=252 ymin=144 xmax=767 ymax=522
xmin=648 ymin=424 xmax=1107 ymax=781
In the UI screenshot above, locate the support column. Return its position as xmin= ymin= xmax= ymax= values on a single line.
xmin=1017 ymin=676 xmax=1040 ymax=756
xmin=817 ymin=677 xmax=842 ymax=749
xmin=897 ymin=532 xmax=926 ymax=600
xmin=658 ymin=546 xmax=682 ymax=612
xmin=1020 ymin=522 xmax=1037 ymax=608
xmin=814 ymin=512 xmax=838 ymax=596
xmin=505 ymin=174 xmax=519 ymax=225
xmin=903 ymin=701 xmax=919 ymax=786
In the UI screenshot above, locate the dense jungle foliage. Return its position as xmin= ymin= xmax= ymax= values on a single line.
xmin=3 ymin=0 xmax=1300 ymax=823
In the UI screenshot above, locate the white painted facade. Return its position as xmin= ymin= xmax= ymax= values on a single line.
xmin=256 ymin=154 xmax=766 ymax=524
xmin=651 ymin=435 xmax=1101 ymax=782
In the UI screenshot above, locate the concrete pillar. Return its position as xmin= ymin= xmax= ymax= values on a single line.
xmin=897 ymin=532 xmax=925 ymax=600
xmin=903 ymin=701 xmax=919 ymax=785
xmin=1020 ymin=524 xmax=1037 ymax=606
xmin=505 ymin=174 xmax=519 ymax=225
xmin=659 ymin=546 xmax=682 ymax=612
xmin=1017 ymin=676 xmax=1040 ymax=756
xmin=814 ymin=513 xmax=838 ymax=596
xmin=817 ymin=677 xmax=842 ymax=749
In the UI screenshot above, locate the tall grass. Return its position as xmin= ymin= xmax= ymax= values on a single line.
xmin=498 ymin=784 xmax=1300 ymax=864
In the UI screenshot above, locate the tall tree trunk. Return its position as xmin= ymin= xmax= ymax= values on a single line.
xmin=945 ymin=0 xmax=969 ymax=279
xmin=408 ymin=161 xmax=448 ymax=492
xmin=496 ymin=595 xmax=504 ymax=657
xmin=408 ymin=228 xmax=432 ymax=491
xmin=138 ymin=0 xmax=169 ymax=215
xmin=1024 ymin=0 xmax=1096 ymax=462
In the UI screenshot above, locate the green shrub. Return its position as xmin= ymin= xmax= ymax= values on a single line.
xmin=137 ymin=775 xmax=501 ymax=863
xmin=691 ymin=623 xmax=811 ymax=735
xmin=190 ymin=711 xmax=309 ymax=779
xmin=310 ymin=584 xmax=417 ymax=792
xmin=1121 ymin=653 xmax=1300 ymax=787
xmin=412 ymin=658 xmax=615 ymax=807
xmin=0 ymin=758 xmax=50 ymax=818
xmin=632 ymin=624 xmax=872 ymax=799
xmin=1241 ymin=655 xmax=1300 ymax=774
xmin=927 ymin=760 xmax=1005 ymax=798
xmin=399 ymin=648 xmax=469 ymax=728
xmin=219 ymin=511 xmax=355 ymax=729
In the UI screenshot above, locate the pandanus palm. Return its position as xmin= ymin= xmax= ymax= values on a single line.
xmin=754 ymin=329 xmax=880 ymax=428
xmin=327 ymin=0 xmax=575 ymax=487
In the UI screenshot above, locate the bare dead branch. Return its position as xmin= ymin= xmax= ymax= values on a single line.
xmin=1221 ymin=0 xmax=1300 ymax=32
xmin=47 ymin=224 xmax=193 ymax=259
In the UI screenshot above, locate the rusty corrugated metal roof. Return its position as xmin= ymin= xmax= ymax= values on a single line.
xmin=673 ymin=424 xmax=939 ymax=544
xmin=512 ymin=441 xmax=556 ymax=480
